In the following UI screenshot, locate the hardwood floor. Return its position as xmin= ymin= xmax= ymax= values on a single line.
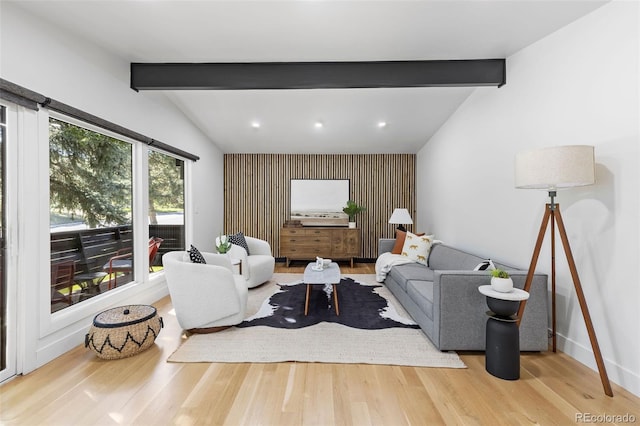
xmin=2 ymin=262 xmax=639 ymax=425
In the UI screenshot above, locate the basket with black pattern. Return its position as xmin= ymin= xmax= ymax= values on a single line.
xmin=85 ymin=304 xmax=163 ymax=360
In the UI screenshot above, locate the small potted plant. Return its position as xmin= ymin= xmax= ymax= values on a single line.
xmin=490 ymin=268 xmax=513 ymax=293
xmin=215 ymin=233 xmax=232 ymax=254
xmin=342 ymin=200 xmax=366 ymax=228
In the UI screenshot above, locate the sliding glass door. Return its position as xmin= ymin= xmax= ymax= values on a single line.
xmin=0 ymin=106 xmax=6 ymax=376
xmin=0 ymin=104 xmax=14 ymax=382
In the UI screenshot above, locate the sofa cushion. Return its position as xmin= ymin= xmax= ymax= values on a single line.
xmin=473 ymin=259 xmax=495 ymax=271
xmin=401 ymin=232 xmax=435 ymax=265
xmin=428 ymin=244 xmax=486 ymax=270
xmin=388 ymin=262 xmax=434 ymax=291
xmin=188 ymin=245 xmax=206 ymax=264
xmin=391 ymin=230 xmax=425 ymax=254
xmin=406 ymin=280 xmax=434 ymax=321
xmin=229 ymin=232 xmax=250 ymax=255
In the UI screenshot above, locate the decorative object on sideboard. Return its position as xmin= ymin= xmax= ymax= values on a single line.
xmin=388 ymin=208 xmax=413 ymax=232
xmin=342 ymin=200 xmax=366 ymax=229
xmin=283 ymin=220 xmax=303 ymax=228
xmin=489 ymin=268 xmax=513 ymax=293
xmin=515 ymin=144 xmax=612 ymax=397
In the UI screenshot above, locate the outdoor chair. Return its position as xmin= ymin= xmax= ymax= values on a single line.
xmin=51 ymin=260 xmax=76 ymax=310
xmin=103 ymin=237 xmax=163 ymax=289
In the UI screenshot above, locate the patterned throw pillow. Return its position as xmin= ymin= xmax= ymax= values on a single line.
xmin=400 ymin=231 xmax=434 ymax=266
xmin=228 ymin=232 xmax=250 ymax=255
xmin=188 ymin=244 xmax=206 ymax=264
xmin=391 ymin=230 xmax=425 ymax=254
xmin=474 ymin=259 xmax=496 ymax=271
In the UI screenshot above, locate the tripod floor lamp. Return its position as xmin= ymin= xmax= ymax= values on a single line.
xmin=514 ymin=145 xmax=613 ymax=397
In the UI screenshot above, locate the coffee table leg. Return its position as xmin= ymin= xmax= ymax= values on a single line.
xmin=305 ymin=284 xmax=310 ymax=316
xmin=333 ymin=284 xmax=339 ymax=316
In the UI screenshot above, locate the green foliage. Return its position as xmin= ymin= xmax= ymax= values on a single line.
xmin=148 ymin=151 xmax=184 ymax=224
xmin=216 ymin=233 xmax=232 ymax=254
xmin=490 ymin=268 xmax=510 ymax=279
xmin=49 ymin=118 xmax=132 ymax=228
xmin=342 ymin=200 xmax=366 ymax=221
xmin=49 ymin=119 xmax=185 ymax=228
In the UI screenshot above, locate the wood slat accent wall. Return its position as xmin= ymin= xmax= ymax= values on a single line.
xmin=224 ymin=154 xmax=415 ymax=260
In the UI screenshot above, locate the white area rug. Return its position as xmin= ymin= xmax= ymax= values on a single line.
xmin=168 ymin=273 xmax=465 ymax=368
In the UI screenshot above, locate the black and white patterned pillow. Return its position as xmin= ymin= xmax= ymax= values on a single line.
xmin=474 ymin=259 xmax=495 ymax=271
xmin=188 ymin=245 xmax=206 ymax=264
xmin=228 ymin=232 xmax=250 ymax=255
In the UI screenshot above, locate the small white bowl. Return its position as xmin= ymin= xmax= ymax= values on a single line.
xmin=491 ymin=277 xmax=514 ymax=293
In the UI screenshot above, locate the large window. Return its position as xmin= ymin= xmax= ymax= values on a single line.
xmin=148 ymin=150 xmax=185 ymax=271
xmin=49 ymin=117 xmax=133 ymax=312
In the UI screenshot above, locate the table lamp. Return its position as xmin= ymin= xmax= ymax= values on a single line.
xmin=514 ymin=145 xmax=612 ymax=397
xmin=388 ymin=208 xmax=413 ymax=232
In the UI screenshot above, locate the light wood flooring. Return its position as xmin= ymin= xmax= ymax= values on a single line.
xmin=1 ymin=262 xmax=639 ymax=425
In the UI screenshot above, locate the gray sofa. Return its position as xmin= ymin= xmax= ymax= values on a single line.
xmin=379 ymin=239 xmax=548 ymax=351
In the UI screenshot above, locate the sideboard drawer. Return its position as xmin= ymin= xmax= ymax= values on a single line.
xmin=281 ymin=236 xmax=330 ymax=245
xmin=281 ymin=228 xmax=326 ymax=237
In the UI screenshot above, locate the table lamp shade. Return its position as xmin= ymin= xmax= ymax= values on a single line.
xmin=388 ymin=208 xmax=413 ymax=225
xmin=515 ymin=145 xmax=595 ymax=190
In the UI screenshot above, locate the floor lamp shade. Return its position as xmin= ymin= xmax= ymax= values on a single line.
xmin=515 ymin=145 xmax=595 ymax=190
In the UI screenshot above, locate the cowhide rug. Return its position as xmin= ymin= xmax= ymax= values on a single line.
xmin=236 ymin=277 xmax=419 ymax=330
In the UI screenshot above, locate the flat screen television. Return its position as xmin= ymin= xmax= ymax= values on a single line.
xmin=290 ymin=179 xmax=350 ymax=226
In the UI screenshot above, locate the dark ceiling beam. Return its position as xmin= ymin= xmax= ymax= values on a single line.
xmin=130 ymin=59 xmax=506 ymax=91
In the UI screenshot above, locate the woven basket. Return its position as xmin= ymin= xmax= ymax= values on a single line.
xmin=85 ymin=304 xmax=163 ymax=360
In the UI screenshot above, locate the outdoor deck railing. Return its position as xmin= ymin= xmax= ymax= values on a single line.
xmin=50 ymin=224 xmax=184 ymax=276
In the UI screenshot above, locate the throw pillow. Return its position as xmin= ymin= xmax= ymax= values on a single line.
xmin=228 ymin=232 xmax=250 ymax=255
xmin=188 ymin=244 xmax=206 ymax=264
xmin=400 ymin=231 xmax=435 ymax=266
xmin=474 ymin=259 xmax=496 ymax=271
xmin=391 ymin=229 xmax=425 ymax=254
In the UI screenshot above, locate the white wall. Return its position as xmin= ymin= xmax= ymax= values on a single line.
xmin=1 ymin=3 xmax=224 ymax=372
xmin=417 ymin=1 xmax=639 ymax=396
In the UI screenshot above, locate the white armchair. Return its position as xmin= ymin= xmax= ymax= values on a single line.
xmin=227 ymin=236 xmax=275 ymax=288
xmin=162 ymin=251 xmax=248 ymax=332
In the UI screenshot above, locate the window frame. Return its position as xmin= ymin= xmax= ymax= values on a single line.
xmin=147 ymin=147 xmax=187 ymax=272
xmin=42 ymin=111 xmax=192 ymax=329
xmin=48 ymin=113 xmax=137 ymax=312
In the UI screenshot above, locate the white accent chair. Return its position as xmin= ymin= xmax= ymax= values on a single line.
xmin=162 ymin=251 xmax=248 ymax=332
xmin=227 ymin=236 xmax=275 ymax=288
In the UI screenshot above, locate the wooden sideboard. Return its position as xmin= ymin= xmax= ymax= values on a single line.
xmin=280 ymin=227 xmax=360 ymax=267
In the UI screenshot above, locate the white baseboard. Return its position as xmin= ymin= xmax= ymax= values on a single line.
xmin=556 ymin=332 xmax=640 ymax=398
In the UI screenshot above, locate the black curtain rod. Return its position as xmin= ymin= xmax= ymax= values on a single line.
xmin=0 ymin=78 xmax=199 ymax=161
xmin=0 ymin=79 xmax=44 ymax=110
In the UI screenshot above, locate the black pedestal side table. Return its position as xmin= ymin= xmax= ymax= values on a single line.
xmin=478 ymin=285 xmax=529 ymax=380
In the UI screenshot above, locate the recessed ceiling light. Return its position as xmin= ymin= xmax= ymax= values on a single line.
xmin=314 ymin=121 xmax=324 ymax=129
xmin=251 ymin=121 xmax=261 ymax=129
xmin=377 ymin=121 xmax=387 ymax=128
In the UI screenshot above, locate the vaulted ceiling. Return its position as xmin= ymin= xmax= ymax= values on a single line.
xmin=11 ymin=0 xmax=607 ymax=154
